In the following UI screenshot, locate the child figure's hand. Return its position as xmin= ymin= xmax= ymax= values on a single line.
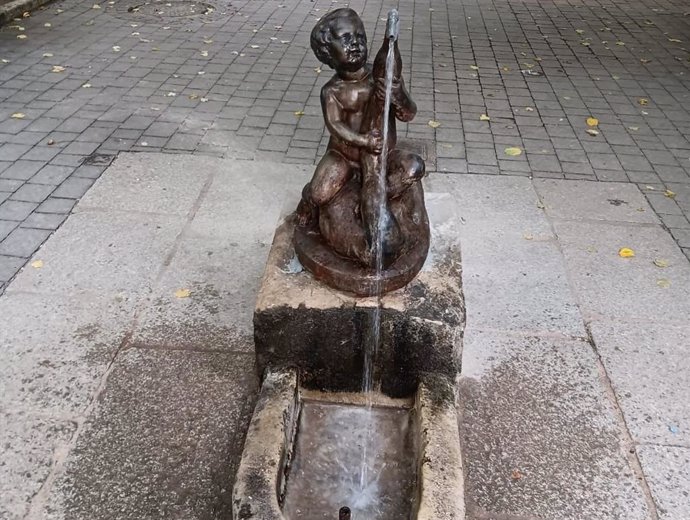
xmin=364 ymin=129 xmax=383 ymax=154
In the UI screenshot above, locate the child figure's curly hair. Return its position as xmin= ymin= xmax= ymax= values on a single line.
xmin=310 ymin=8 xmax=365 ymax=68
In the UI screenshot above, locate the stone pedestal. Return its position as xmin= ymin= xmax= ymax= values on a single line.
xmin=254 ymin=194 xmax=464 ymax=397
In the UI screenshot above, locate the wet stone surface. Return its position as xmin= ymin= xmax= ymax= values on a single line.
xmin=282 ymin=400 xmax=415 ymax=520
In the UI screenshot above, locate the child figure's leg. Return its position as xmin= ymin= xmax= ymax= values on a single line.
xmin=296 ymin=149 xmax=353 ymax=226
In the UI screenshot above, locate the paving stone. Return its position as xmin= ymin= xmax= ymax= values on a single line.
xmin=77 ymin=153 xmax=211 ymax=216
xmin=0 ymin=201 xmax=38 ymax=221
xmin=0 ymin=221 xmax=18 ymax=242
xmin=31 ymin=165 xmax=74 ymax=186
xmin=9 ymin=183 xmax=55 ymax=203
xmin=8 ymin=210 xmax=184 ymax=297
xmin=461 ymin=330 xmax=649 ymax=520
xmin=534 ymin=179 xmax=659 ymax=224
xmin=637 ymin=446 xmax=690 ymax=520
xmin=43 ymin=349 xmax=257 ymax=520
xmin=0 ymin=255 xmax=24 ymax=282
xmin=590 ymin=321 xmax=690 ymax=446
xmin=21 ymin=213 xmax=68 ymax=230
xmin=51 ymin=177 xmax=95 ymax=199
xmin=553 ymin=220 xmax=690 ymax=324
xmin=0 ymin=228 xmax=52 ymax=258
xmin=36 ymin=197 xmax=76 ymax=214
xmin=0 ymin=413 xmax=76 ymax=520
xmin=429 ymin=174 xmax=585 ymax=337
xmin=0 ymin=291 xmax=134 ymax=415
xmin=0 ymin=161 xmax=45 ymax=181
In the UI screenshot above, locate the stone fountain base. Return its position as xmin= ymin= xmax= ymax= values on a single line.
xmin=255 ymin=213 xmax=463 ymax=397
xmin=234 ymin=192 xmax=466 ymax=518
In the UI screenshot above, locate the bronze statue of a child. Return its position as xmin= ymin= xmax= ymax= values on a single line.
xmin=296 ymin=8 xmax=427 ymax=268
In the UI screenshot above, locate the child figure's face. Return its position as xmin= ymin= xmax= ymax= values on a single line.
xmin=329 ymin=16 xmax=367 ymax=72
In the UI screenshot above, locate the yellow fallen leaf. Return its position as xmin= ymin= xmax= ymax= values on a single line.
xmin=44 ymin=22 xmax=51 ymax=27
xmin=581 ymin=41 xmax=591 ymax=47
xmin=11 ymin=113 xmax=26 ymax=119
xmin=51 ymin=65 xmax=65 ymax=73
xmin=200 ymin=50 xmax=208 ymax=56
xmin=656 ymin=278 xmax=671 ymax=288
xmin=188 ymin=94 xmax=199 ymax=100
xmin=525 ymin=107 xmax=534 ymax=112
xmin=576 ymin=29 xmax=585 ymax=34
xmin=294 ymin=110 xmax=305 ymax=117
xmin=653 ymin=258 xmax=669 ymax=268
xmin=523 ymin=233 xmax=534 ymax=240
xmin=428 ymin=120 xmax=441 ymax=128
xmin=203 ymin=39 xmax=213 ymax=44
xmin=82 ymin=82 xmax=92 ymax=88
xmin=479 ymin=114 xmax=490 ymax=121
xmin=586 ymin=117 xmax=599 ymax=126
xmin=31 ymin=260 xmax=43 ymax=269
xmin=17 ymin=34 xmax=27 ymax=40
xmin=470 ymin=65 xmax=479 ymax=70
xmin=664 ymin=190 xmax=676 ymax=198
xmin=43 ymin=52 xmax=53 ymax=57
xmin=618 ymin=247 xmax=635 ymax=258
xmin=585 ymin=128 xmax=599 ymax=136
xmin=174 ymin=288 xmax=191 ymax=298
xmin=504 ymin=147 xmax=522 ymax=156
xmin=668 ymin=38 xmax=682 ymax=43
xmin=92 ymin=3 xmax=101 ymax=8
xmin=629 ymin=126 xmax=639 ymax=131
xmin=250 ymin=45 xmax=260 ymax=49
xmin=638 ymin=98 xmax=649 ymax=106
xmin=640 ymin=58 xmax=651 ymax=64
xmin=112 ymin=46 xmax=121 ymax=52
xmin=615 ymin=41 xmax=625 ymax=46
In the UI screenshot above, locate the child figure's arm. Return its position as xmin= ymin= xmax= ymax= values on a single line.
xmin=322 ymin=87 xmax=382 ymax=153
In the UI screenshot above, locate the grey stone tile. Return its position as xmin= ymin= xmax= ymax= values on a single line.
xmin=428 ymin=174 xmax=585 ymax=336
xmin=77 ymin=153 xmax=211 ymax=216
xmin=590 ymin=321 xmax=690 ymax=445
xmin=31 ymin=165 xmax=74 ymax=186
xmin=461 ymin=330 xmax=648 ymax=520
xmin=44 ymin=349 xmax=257 ymax=520
xmin=21 ymin=213 xmax=68 ymax=230
xmin=534 ymin=179 xmax=659 ymax=224
xmin=0 ymin=228 xmax=52 ymax=258
xmin=0 ymin=221 xmax=18 ymax=242
xmin=0 ymin=201 xmax=38 ymax=221
xmin=637 ymin=446 xmax=690 ymax=520
xmin=0 ymin=292 xmax=134 ymax=414
xmin=553 ymin=220 xmax=690 ymax=324
xmin=0 ymin=255 xmax=24 ymax=282
xmin=9 ymin=183 xmax=55 ymax=203
xmin=51 ymin=178 xmax=95 ymax=199
xmin=36 ymin=197 xmax=76 ymax=214
xmin=8 ymin=211 xmax=184 ymax=297
xmin=0 ymin=160 xmax=45 ymax=181
xmin=0 ymin=413 xmax=76 ymax=520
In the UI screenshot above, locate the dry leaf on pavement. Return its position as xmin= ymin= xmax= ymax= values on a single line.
xmin=174 ymin=288 xmax=191 ymax=298
xmin=504 ymin=147 xmax=522 ymax=156
xmin=618 ymin=247 xmax=635 ymax=258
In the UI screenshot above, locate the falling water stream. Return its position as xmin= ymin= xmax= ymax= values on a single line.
xmin=359 ymin=8 xmax=400 ymax=498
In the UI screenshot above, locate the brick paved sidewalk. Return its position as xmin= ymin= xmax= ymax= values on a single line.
xmin=1 ymin=0 xmax=690 ymax=291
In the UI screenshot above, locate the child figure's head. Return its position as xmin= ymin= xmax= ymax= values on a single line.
xmin=311 ymin=8 xmax=368 ymax=72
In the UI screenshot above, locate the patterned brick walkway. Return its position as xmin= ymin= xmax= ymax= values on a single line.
xmin=1 ymin=0 xmax=690 ymax=290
